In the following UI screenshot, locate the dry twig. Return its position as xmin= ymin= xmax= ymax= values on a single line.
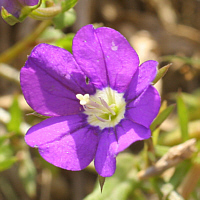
xmin=138 ymin=139 xmax=197 ymax=180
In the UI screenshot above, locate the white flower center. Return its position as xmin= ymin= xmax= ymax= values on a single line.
xmin=76 ymin=87 xmax=126 ymax=129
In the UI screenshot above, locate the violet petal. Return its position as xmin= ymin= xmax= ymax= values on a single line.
xmin=116 ymin=119 xmax=151 ymax=153
xmin=126 ymin=85 xmax=161 ymax=128
xmin=125 ymin=60 xmax=158 ymax=100
xmin=73 ymin=24 xmax=139 ymax=92
xmin=20 ymin=43 xmax=95 ymax=117
xmin=25 ymin=115 xmax=99 ymax=170
xmin=94 ymin=128 xmax=118 ymax=177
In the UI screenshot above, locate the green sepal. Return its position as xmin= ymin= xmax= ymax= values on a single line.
xmin=19 ymin=0 xmax=42 ymax=19
xmin=61 ymin=0 xmax=78 ymax=12
xmin=153 ymin=63 xmax=171 ymax=85
xmin=84 ymin=153 xmax=138 ymax=200
xmin=98 ymin=175 xmax=106 ymax=192
xmin=1 ymin=7 xmax=20 ymax=25
xmin=1 ymin=0 xmax=42 ymax=25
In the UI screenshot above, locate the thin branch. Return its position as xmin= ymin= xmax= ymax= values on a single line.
xmin=138 ymin=139 xmax=197 ymax=180
xmin=0 ymin=20 xmax=52 ymax=64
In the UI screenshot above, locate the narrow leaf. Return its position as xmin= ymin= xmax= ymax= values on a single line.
xmin=177 ymin=92 xmax=189 ymax=142
xmin=150 ymin=104 xmax=175 ymax=132
xmin=153 ymin=63 xmax=171 ymax=85
xmin=0 ymin=157 xmax=17 ymax=172
xmin=61 ymin=0 xmax=78 ymax=12
xmin=7 ymin=96 xmax=22 ymax=134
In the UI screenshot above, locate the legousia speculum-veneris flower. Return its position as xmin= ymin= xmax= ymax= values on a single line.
xmin=20 ymin=24 xmax=161 ymax=177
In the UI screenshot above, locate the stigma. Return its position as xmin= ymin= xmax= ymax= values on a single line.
xmin=76 ymin=87 xmax=126 ymax=129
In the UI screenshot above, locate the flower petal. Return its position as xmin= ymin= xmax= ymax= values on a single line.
xmin=24 ymin=0 xmax=39 ymax=6
xmin=20 ymin=43 xmax=95 ymax=116
xmin=126 ymin=85 xmax=161 ymax=128
xmin=116 ymin=119 xmax=151 ymax=153
xmin=73 ymin=24 xmax=139 ymax=92
xmin=125 ymin=60 xmax=158 ymax=100
xmin=25 ymin=115 xmax=99 ymax=170
xmin=94 ymin=128 xmax=118 ymax=177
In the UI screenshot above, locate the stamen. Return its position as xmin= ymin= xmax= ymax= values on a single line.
xmin=84 ymin=106 xmax=107 ymax=114
xmin=88 ymin=100 xmax=104 ymax=110
xmin=76 ymin=94 xmax=89 ymax=105
xmin=99 ymin=97 xmax=116 ymax=115
xmin=75 ymin=87 xmax=126 ymax=129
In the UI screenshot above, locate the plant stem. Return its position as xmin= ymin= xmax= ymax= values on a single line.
xmin=0 ymin=20 xmax=52 ymax=64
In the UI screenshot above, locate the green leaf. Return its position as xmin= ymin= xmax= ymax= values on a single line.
xmin=7 ymin=96 xmax=22 ymax=134
xmin=61 ymin=0 xmax=78 ymax=12
xmin=53 ymin=9 xmax=76 ymax=29
xmin=150 ymin=104 xmax=175 ymax=132
xmin=0 ymin=143 xmax=16 ymax=172
xmin=177 ymin=92 xmax=189 ymax=142
xmin=169 ymin=160 xmax=191 ymax=189
xmin=161 ymin=55 xmax=200 ymax=65
xmin=40 ymin=26 xmax=64 ymax=41
xmin=0 ymin=157 xmax=17 ymax=172
xmin=155 ymin=145 xmax=170 ymax=157
xmin=0 ymin=135 xmax=8 ymax=146
xmin=179 ymin=92 xmax=200 ymax=121
xmin=55 ymin=33 xmax=75 ymax=53
xmin=149 ymin=178 xmax=163 ymax=199
xmin=1 ymin=7 xmax=20 ymax=25
xmin=18 ymin=151 xmax=37 ymax=197
xmin=152 ymin=63 xmax=171 ymax=85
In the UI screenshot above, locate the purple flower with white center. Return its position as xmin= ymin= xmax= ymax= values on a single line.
xmin=20 ymin=24 xmax=161 ymax=177
xmin=0 ymin=0 xmax=39 ymax=18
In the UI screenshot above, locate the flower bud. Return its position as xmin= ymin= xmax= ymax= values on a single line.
xmin=0 ymin=0 xmax=41 ymax=25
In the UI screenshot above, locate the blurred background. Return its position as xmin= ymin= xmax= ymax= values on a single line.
xmin=0 ymin=0 xmax=200 ymax=199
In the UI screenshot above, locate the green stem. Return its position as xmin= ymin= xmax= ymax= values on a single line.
xmin=0 ymin=20 xmax=52 ymax=64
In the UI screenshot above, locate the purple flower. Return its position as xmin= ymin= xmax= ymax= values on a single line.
xmin=20 ymin=24 xmax=161 ymax=177
xmin=0 ymin=0 xmax=39 ymax=18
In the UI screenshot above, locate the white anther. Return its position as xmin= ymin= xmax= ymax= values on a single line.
xmin=76 ymin=94 xmax=90 ymax=105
